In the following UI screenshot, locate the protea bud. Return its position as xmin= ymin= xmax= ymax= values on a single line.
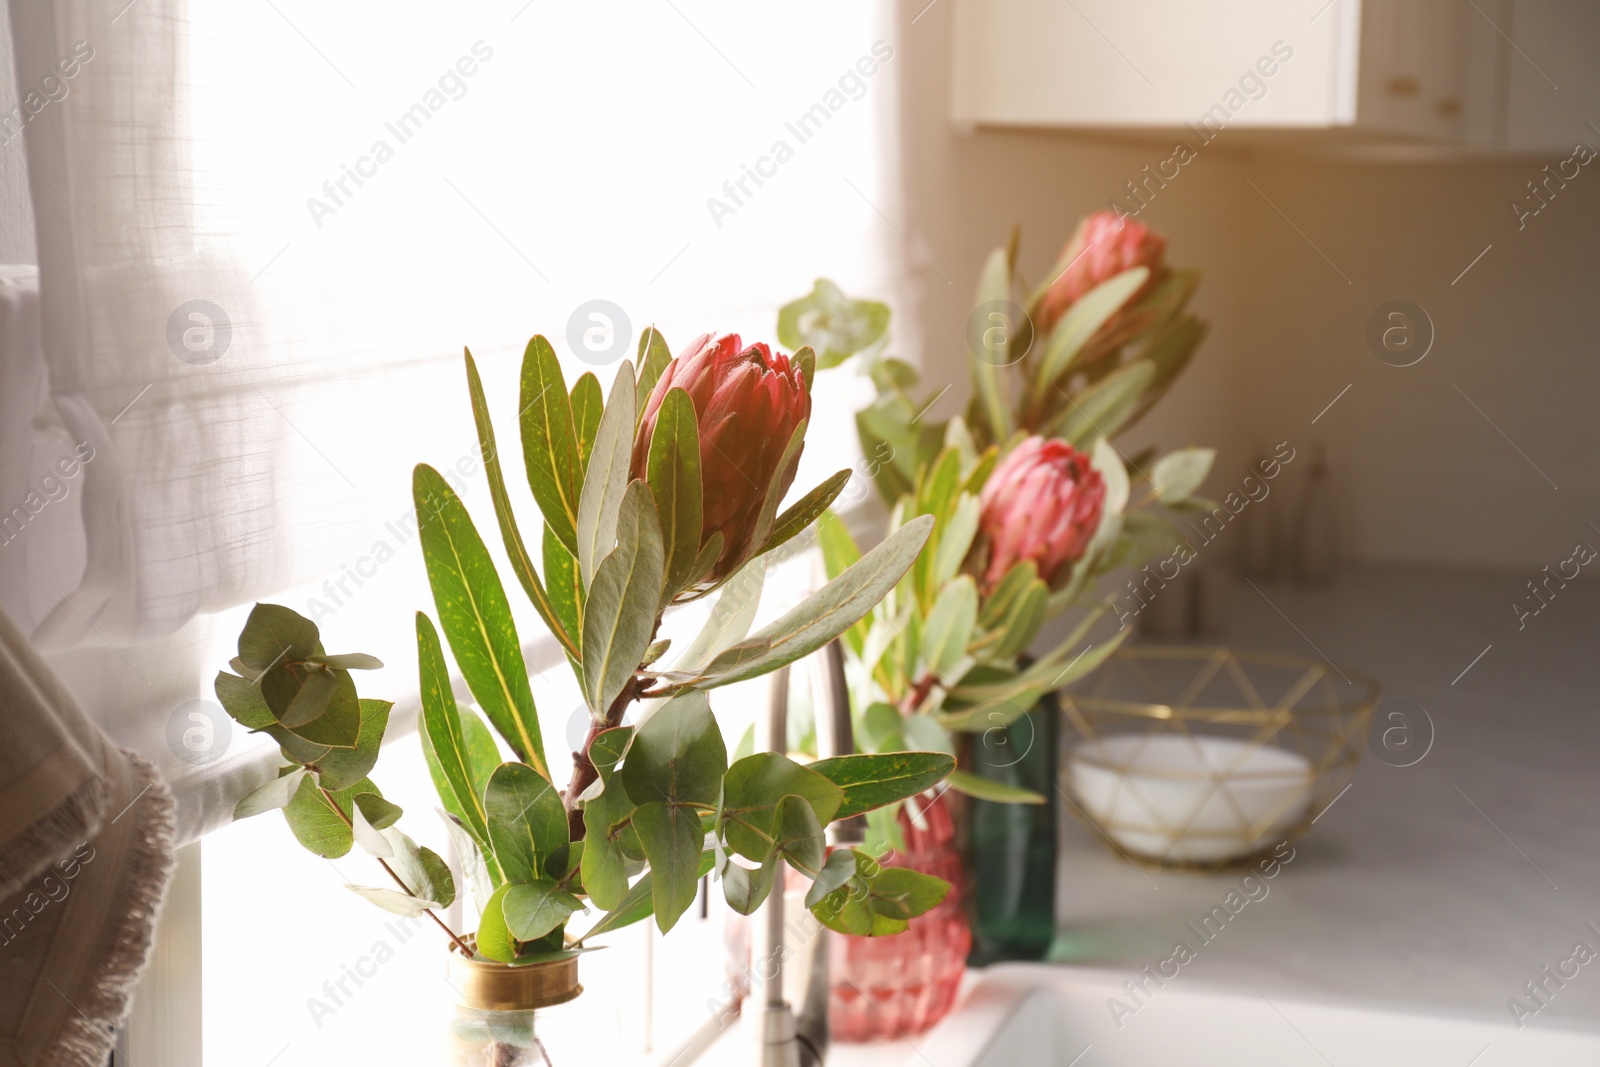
xmin=974 ymin=435 xmax=1105 ymax=592
xmin=1035 ymin=211 xmax=1166 ymax=344
xmin=630 ymin=332 xmax=811 ymax=583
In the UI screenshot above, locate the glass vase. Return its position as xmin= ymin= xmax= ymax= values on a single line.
xmin=960 ymin=694 xmax=1060 ymax=965
xmin=828 ymin=790 xmax=969 ymax=1041
xmin=446 ymin=948 xmax=583 ymax=1067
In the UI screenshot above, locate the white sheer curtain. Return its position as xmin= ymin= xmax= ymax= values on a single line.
xmin=3 ymin=0 xmax=907 ymax=840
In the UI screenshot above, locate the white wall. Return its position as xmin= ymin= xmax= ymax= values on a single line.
xmin=895 ymin=0 xmax=1599 ymax=574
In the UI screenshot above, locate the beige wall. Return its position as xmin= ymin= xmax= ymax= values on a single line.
xmin=894 ymin=0 xmax=1598 ymax=574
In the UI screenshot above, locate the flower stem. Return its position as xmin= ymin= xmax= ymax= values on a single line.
xmin=561 ymin=615 xmax=663 ymax=841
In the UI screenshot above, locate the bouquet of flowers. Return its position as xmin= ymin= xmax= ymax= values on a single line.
xmin=779 ymin=212 xmax=1216 ymax=811
xmin=214 ymin=328 xmax=960 ymax=970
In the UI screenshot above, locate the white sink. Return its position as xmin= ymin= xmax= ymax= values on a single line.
xmin=808 ymin=965 xmax=1600 ymax=1067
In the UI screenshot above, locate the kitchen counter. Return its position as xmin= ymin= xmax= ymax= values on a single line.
xmin=1050 ymin=564 xmax=1600 ymax=1027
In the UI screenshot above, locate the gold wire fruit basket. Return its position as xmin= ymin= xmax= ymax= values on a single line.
xmin=1058 ymin=646 xmax=1380 ymax=870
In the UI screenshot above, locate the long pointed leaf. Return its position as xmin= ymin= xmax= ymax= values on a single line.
xmin=970 ymin=247 xmax=1012 ymax=442
xmin=635 ymin=327 xmax=672 ymax=420
xmin=519 ymin=336 xmax=584 ymax=554
xmin=414 ymin=464 xmax=548 ymax=778
xmin=581 ymin=480 xmax=664 ymax=715
xmin=415 ymin=612 xmax=492 ymax=849
xmin=576 ymin=361 xmax=637 ymax=588
xmin=756 ymin=469 xmax=850 ymax=558
xmin=687 ymin=515 xmax=934 ymax=690
xmin=1030 ymin=266 xmax=1150 ymax=401
xmin=465 ymin=349 xmax=579 ymax=660
xmin=645 ymin=388 xmax=703 ymax=601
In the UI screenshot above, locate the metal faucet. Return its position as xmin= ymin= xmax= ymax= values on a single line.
xmin=751 ymin=641 xmax=862 ymax=1067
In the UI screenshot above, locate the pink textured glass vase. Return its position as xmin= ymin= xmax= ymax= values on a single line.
xmin=829 ymin=792 xmax=970 ymax=1042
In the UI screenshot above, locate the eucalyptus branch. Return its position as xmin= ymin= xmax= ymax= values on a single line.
xmin=317 ymin=785 xmax=474 ymax=957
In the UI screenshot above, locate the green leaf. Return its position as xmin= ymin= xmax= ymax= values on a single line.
xmin=808 ymin=851 xmax=949 ymax=935
xmin=746 ymin=419 xmax=807 ymax=565
xmin=346 ymin=885 xmax=438 ymax=917
xmin=575 ymin=360 xmax=637 ymax=588
xmin=234 ymin=766 xmax=305 ymax=820
xmin=486 ymin=762 xmax=568 ymax=883
xmin=414 ymin=464 xmax=548 ymax=778
xmin=621 ymin=690 xmax=726 ymax=809
xmin=720 ymin=854 xmax=778 ymax=915
xmin=465 ymin=348 xmax=579 ymax=661
xmin=543 ymin=525 xmax=584 ymax=660
xmin=773 ymin=794 xmax=825 ymax=876
xmin=1151 ymin=447 xmax=1215 ymax=504
xmin=756 ymin=469 xmax=851 ymax=559
xmin=635 ymin=328 xmax=672 ymax=418
xmin=776 ymin=278 xmax=891 ymax=369
xmin=977 ymin=561 xmax=1038 ymax=630
xmin=815 ymin=509 xmax=861 ymax=582
xmin=576 ymin=848 xmax=716 ymax=945
xmin=720 ymin=753 xmax=843 ymax=862
xmin=214 ymin=669 xmax=274 ymax=731
xmin=920 ymin=575 xmax=978 ymax=680
xmin=995 ymin=578 xmax=1049 ymax=660
xmin=502 ymin=880 xmax=586 ymax=941
xmin=439 ymin=809 xmax=496 ymax=906
xmin=281 ymin=775 xmax=378 ymax=858
xmin=631 ymin=801 xmax=705 ymax=933
xmin=946 ymin=768 xmax=1046 ymax=804
xmin=645 ymin=388 xmax=703 ymax=600
xmin=808 ymin=753 xmax=955 ymax=820
xmin=581 ymin=480 xmax=665 ymax=716
xmin=352 ymin=791 xmax=403 ymax=843
xmin=865 ymin=866 xmax=949 ymax=921
xmin=932 ymin=494 xmax=981 ymax=589
xmin=237 ymin=603 xmax=319 ymax=673
xmin=814 ymin=511 xmax=866 ymax=656
xmin=671 ymin=558 xmax=765 ymax=673
xmin=518 ymin=336 xmax=584 ymax=556
xmin=314 ymin=653 xmax=382 ymax=671
xmin=580 ymin=726 xmax=636 ymax=911
xmin=571 ymin=372 xmax=604 ymax=470
xmin=476 ymin=883 xmax=519 ymax=963
xmin=1045 ymin=360 xmax=1156 ymax=448
xmin=803 ymin=849 xmax=857 ymax=909
xmin=415 ymin=612 xmax=493 ymax=850
xmin=1031 ymin=266 xmax=1150 ymax=395
xmin=302 ymin=698 xmax=390 ymax=791
xmin=690 ymin=515 xmax=935 ymax=690
xmin=1124 ymin=316 xmax=1208 ymax=434
xmin=969 ymin=247 xmax=1012 ymax=442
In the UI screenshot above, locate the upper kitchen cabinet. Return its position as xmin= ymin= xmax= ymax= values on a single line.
xmin=949 ymin=0 xmax=1599 ymax=156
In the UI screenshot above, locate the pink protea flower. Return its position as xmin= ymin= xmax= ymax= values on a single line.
xmin=1035 ymin=211 xmax=1166 ymax=343
xmin=975 ymin=435 xmax=1105 ymax=592
xmin=630 ymin=332 xmax=811 ymax=582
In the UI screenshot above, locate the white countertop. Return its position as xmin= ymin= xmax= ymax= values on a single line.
xmin=1050 ymin=564 xmax=1600 ymax=1026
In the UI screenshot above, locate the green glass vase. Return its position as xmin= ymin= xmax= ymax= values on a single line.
xmin=961 ymin=693 xmax=1059 ymax=965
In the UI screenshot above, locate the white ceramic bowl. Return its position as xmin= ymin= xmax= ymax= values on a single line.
xmin=1067 ymin=734 xmax=1314 ymax=864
